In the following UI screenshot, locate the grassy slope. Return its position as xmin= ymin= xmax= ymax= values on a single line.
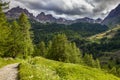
xmin=0 ymin=58 xmax=20 ymax=68
xmin=19 ymin=57 xmax=120 ymax=80
xmin=88 ymin=26 xmax=120 ymax=67
xmin=89 ymin=26 xmax=120 ymax=41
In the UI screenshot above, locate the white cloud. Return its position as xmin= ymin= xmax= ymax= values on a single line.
xmin=4 ymin=0 xmax=120 ymax=19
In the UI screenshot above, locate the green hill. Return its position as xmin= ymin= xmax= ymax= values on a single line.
xmin=89 ymin=25 xmax=120 ymax=41
xmin=19 ymin=57 xmax=120 ymax=80
xmin=31 ymin=21 xmax=108 ymax=43
xmin=85 ymin=25 xmax=120 ymax=76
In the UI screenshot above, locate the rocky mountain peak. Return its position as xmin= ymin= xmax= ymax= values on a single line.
xmin=102 ymin=4 xmax=120 ymax=27
xmin=6 ymin=6 xmax=102 ymax=24
xmin=39 ymin=12 xmax=45 ymax=16
xmin=6 ymin=6 xmax=35 ymax=19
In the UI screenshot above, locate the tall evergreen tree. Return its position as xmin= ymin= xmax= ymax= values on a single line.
xmin=110 ymin=67 xmax=117 ymax=75
xmin=18 ymin=13 xmax=34 ymax=58
xmin=34 ymin=41 xmax=46 ymax=57
xmin=46 ymin=41 xmax=52 ymax=58
xmin=4 ymin=21 xmax=21 ymax=57
xmin=95 ymin=59 xmax=101 ymax=69
xmin=0 ymin=3 xmax=10 ymax=56
xmin=48 ymin=34 xmax=69 ymax=62
xmin=47 ymin=34 xmax=81 ymax=63
xmin=83 ymin=54 xmax=101 ymax=68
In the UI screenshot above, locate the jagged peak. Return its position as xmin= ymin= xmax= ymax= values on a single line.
xmin=39 ymin=12 xmax=45 ymax=16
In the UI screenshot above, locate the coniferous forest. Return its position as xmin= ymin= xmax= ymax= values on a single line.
xmin=0 ymin=0 xmax=120 ymax=80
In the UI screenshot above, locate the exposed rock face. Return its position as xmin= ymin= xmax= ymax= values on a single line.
xmin=75 ymin=17 xmax=102 ymax=24
xmin=36 ymin=12 xmax=56 ymax=23
xmin=76 ymin=17 xmax=95 ymax=23
xmin=102 ymin=4 xmax=120 ymax=27
xmin=6 ymin=6 xmax=102 ymax=24
xmin=36 ymin=13 xmax=75 ymax=24
xmin=6 ymin=6 xmax=35 ymax=19
xmin=95 ymin=18 xmax=102 ymax=23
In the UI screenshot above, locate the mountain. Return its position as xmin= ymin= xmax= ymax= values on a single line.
xmin=102 ymin=4 xmax=120 ymax=27
xmin=76 ymin=17 xmax=101 ymax=23
xmin=36 ymin=12 xmax=73 ymax=24
xmin=95 ymin=18 xmax=103 ymax=23
xmin=36 ymin=12 xmax=56 ymax=23
xmin=6 ymin=6 xmax=102 ymax=24
xmin=36 ymin=12 xmax=102 ymax=24
xmin=6 ymin=6 xmax=35 ymax=20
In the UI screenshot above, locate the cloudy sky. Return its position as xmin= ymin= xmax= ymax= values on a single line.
xmin=4 ymin=0 xmax=120 ymax=20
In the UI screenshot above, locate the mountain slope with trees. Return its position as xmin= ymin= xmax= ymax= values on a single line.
xmin=102 ymin=4 xmax=120 ymax=27
xmin=0 ymin=0 xmax=120 ymax=79
xmin=31 ymin=21 xmax=108 ymax=43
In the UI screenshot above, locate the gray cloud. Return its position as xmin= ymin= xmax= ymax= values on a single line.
xmin=5 ymin=0 xmax=120 ymax=19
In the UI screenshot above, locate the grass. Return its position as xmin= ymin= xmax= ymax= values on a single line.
xmin=89 ymin=26 xmax=120 ymax=41
xmin=19 ymin=57 xmax=120 ymax=80
xmin=0 ymin=58 xmax=20 ymax=68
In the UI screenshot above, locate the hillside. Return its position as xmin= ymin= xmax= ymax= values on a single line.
xmin=31 ymin=21 xmax=108 ymax=43
xmin=89 ymin=25 xmax=120 ymax=40
xmin=102 ymin=4 xmax=120 ymax=27
xmin=19 ymin=57 xmax=120 ymax=80
xmin=85 ymin=26 xmax=120 ymax=75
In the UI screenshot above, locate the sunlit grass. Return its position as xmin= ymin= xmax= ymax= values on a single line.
xmin=0 ymin=58 xmax=21 ymax=68
xmin=19 ymin=57 xmax=120 ymax=80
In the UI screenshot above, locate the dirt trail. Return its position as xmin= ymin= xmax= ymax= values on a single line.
xmin=0 ymin=63 xmax=19 ymax=80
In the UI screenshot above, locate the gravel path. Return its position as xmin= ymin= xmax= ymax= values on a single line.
xmin=0 ymin=63 xmax=19 ymax=80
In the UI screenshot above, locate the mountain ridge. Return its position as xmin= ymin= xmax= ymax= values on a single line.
xmin=102 ymin=4 xmax=120 ymax=27
xmin=6 ymin=6 xmax=102 ymax=24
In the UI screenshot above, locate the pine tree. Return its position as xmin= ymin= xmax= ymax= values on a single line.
xmin=0 ymin=4 xmax=8 ymax=41
xmin=0 ymin=3 xmax=10 ymax=56
xmin=18 ymin=13 xmax=34 ymax=58
xmin=47 ymin=34 xmax=81 ymax=63
xmin=110 ymin=67 xmax=117 ymax=75
xmin=36 ymin=41 xmax=46 ymax=57
xmin=46 ymin=41 xmax=52 ymax=58
xmin=66 ymin=42 xmax=81 ymax=63
xmin=5 ymin=21 xmax=21 ymax=57
xmin=83 ymin=54 xmax=99 ymax=68
xmin=95 ymin=59 xmax=101 ymax=69
xmin=48 ymin=34 xmax=69 ymax=62
xmin=71 ymin=42 xmax=82 ymax=63
xmin=117 ymin=68 xmax=120 ymax=76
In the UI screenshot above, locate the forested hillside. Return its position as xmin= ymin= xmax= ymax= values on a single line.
xmin=31 ymin=20 xmax=108 ymax=43
xmin=0 ymin=0 xmax=120 ymax=79
xmin=74 ymin=25 xmax=120 ymax=77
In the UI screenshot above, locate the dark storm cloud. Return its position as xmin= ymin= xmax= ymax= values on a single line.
xmin=6 ymin=0 xmax=120 ymax=19
xmin=86 ymin=0 xmax=120 ymax=13
xmin=15 ymin=0 xmax=93 ymax=16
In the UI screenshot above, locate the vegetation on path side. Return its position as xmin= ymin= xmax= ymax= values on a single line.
xmin=19 ymin=57 xmax=120 ymax=80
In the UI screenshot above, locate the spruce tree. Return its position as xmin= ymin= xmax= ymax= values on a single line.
xmin=48 ymin=34 xmax=81 ymax=63
xmin=35 ymin=41 xmax=46 ymax=57
xmin=49 ymin=34 xmax=69 ymax=62
xmin=0 ymin=4 xmax=10 ymax=56
xmin=95 ymin=59 xmax=101 ymax=69
xmin=83 ymin=54 xmax=95 ymax=67
xmin=110 ymin=67 xmax=117 ymax=75
xmin=18 ymin=13 xmax=34 ymax=58
xmin=5 ymin=21 xmax=21 ymax=57
xmin=46 ymin=41 xmax=52 ymax=58
xmin=117 ymin=68 xmax=120 ymax=76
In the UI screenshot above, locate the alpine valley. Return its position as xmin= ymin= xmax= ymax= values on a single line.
xmin=0 ymin=1 xmax=120 ymax=80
